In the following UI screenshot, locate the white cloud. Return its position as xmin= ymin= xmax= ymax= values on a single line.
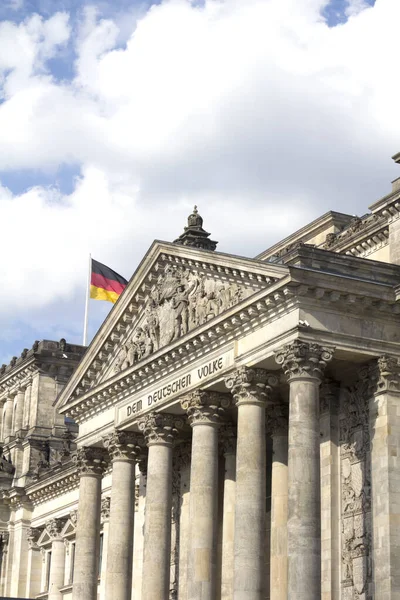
xmin=0 ymin=0 xmax=399 ymax=353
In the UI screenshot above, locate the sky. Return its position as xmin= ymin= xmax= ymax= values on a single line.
xmin=0 ymin=0 xmax=398 ymax=364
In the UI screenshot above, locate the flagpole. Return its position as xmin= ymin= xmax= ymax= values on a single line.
xmin=83 ymin=253 xmax=91 ymax=346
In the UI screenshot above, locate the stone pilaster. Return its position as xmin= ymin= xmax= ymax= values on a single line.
xmin=368 ymin=356 xmax=400 ymax=599
xmin=220 ymin=422 xmax=236 ymax=600
xmin=72 ymin=447 xmax=108 ymax=600
xmin=139 ymin=412 xmax=181 ymax=600
xmin=266 ymin=403 xmax=288 ymax=600
xmin=25 ymin=528 xmax=41 ymax=598
xmin=46 ymin=518 xmax=67 ymax=600
xmin=275 ymin=340 xmax=333 ymax=600
xmin=225 ymin=367 xmax=277 ymax=600
xmin=103 ymin=431 xmax=142 ymax=600
xmin=181 ymin=390 xmax=230 ymax=600
xmin=177 ymin=441 xmax=192 ymax=600
xmin=0 ymin=531 xmax=9 ymax=595
xmin=23 ymin=380 xmax=32 ymax=430
xmin=14 ymin=388 xmax=25 ymax=434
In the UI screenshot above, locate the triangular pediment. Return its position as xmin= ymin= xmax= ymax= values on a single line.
xmin=37 ymin=529 xmax=52 ymax=547
xmin=56 ymin=241 xmax=288 ymax=413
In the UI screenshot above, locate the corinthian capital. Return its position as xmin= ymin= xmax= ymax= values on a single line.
xmin=138 ymin=412 xmax=183 ymax=447
xmin=180 ymin=390 xmax=232 ymax=426
xmin=225 ymin=366 xmax=278 ymax=406
xmin=103 ymin=430 xmax=143 ymax=462
xmin=26 ymin=527 xmax=40 ymax=549
xmin=72 ymin=447 xmax=109 ymax=477
xmin=369 ymin=355 xmax=400 ymax=394
xmin=45 ymin=518 xmax=66 ymax=540
xmin=275 ymin=340 xmax=334 ymax=381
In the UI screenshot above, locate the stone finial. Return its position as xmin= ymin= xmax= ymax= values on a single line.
xmin=45 ymin=518 xmax=66 ymax=539
xmin=138 ymin=412 xmax=183 ymax=447
xmin=275 ymin=340 xmax=334 ymax=381
xmin=367 ymin=354 xmax=400 ymax=395
xmin=265 ymin=403 xmax=288 ymax=436
xmin=72 ymin=447 xmax=109 ymax=477
xmin=103 ymin=430 xmax=143 ymax=462
xmin=180 ymin=390 xmax=231 ymax=426
xmin=173 ymin=206 xmax=218 ymax=251
xmin=219 ymin=422 xmax=237 ymax=455
xmin=225 ymin=366 xmax=278 ymax=406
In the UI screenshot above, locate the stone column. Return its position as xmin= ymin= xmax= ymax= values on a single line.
xmin=72 ymin=447 xmax=108 ymax=600
xmin=0 ymin=532 xmax=9 ymax=595
xmin=139 ymin=412 xmax=180 ymax=600
xmin=181 ymin=390 xmax=230 ymax=600
xmin=266 ymin=403 xmax=289 ymax=600
xmin=275 ymin=340 xmax=333 ymax=600
xmin=23 ymin=380 xmax=32 ymax=430
xmin=220 ymin=422 xmax=236 ymax=600
xmin=46 ymin=518 xmax=66 ymax=600
xmin=3 ymin=395 xmax=14 ymax=440
xmin=225 ymin=367 xmax=276 ymax=600
xmin=14 ymin=388 xmax=25 ymax=434
xmin=368 ymin=356 xmax=400 ymax=599
xmin=103 ymin=431 xmax=142 ymax=600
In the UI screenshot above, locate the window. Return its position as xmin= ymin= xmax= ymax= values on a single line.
xmin=98 ymin=533 xmax=104 ymax=579
xmin=69 ymin=541 xmax=76 ymax=584
xmin=45 ymin=551 xmax=52 ymax=591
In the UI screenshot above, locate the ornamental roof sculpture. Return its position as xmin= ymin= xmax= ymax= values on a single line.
xmin=174 ymin=206 xmax=218 ymax=251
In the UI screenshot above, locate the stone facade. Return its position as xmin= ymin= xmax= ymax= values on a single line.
xmin=2 ymin=158 xmax=400 ymax=599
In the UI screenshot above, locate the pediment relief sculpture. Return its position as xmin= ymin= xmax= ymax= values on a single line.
xmin=111 ymin=265 xmax=255 ymax=376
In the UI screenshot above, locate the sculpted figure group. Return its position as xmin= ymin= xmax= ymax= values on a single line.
xmin=115 ymin=265 xmax=247 ymax=373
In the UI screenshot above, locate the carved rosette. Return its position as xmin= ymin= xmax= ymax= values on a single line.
xmin=275 ymin=340 xmax=334 ymax=381
xmin=103 ymin=430 xmax=143 ymax=462
xmin=101 ymin=497 xmax=111 ymax=521
xmin=225 ymin=366 xmax=277 ymax=406
xmin=26 ymin=527 xmax=40 ymax=549
xmin=72 ymin=447 xmax=109 ymax=477
xmin=180 ymin=390 xmax=232 ymax=426
xmin=219 ymin=422 xmax=237 ymax=455
xmin=265 ymin=403 xmax=288 ymax=437
xmin=138 ymin=412 xmax=183 ymax=447
xmin=45 ymin=518 xmax=66 ymax=540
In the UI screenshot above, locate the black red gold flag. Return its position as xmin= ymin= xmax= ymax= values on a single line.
xmin=90 ymin=259 xmax=128 ymax=304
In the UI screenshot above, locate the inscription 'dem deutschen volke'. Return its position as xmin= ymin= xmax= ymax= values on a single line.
xmin=126 ymin=356 xmax=225 ymax=418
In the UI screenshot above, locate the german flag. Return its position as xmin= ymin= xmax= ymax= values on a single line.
xmin=90 ymin=259 xmax=128 ymax=304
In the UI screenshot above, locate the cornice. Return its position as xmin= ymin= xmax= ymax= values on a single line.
xmin=25 ymin=463 xmax=79 ymax=506
xmin=57 ymin=245 xmax=286 ymax=415
xmin=61 ymin=276 xmax=296 ymax=423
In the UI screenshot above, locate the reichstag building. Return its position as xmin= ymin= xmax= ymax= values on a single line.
xmin=2 ymin=154 xmax=400 ymax=600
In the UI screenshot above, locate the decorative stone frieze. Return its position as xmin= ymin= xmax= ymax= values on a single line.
xmin=101 ymin=497 xmax=111 ymax=521
xmin=72 ymin=447 xmax=109 ymax=477
xmin=275 ymin=340 xmax=334 ymax=381
xmin=45 ymin=518 xmax=66 ymax=539
xmin=340 ymin=368 xmax=372 ymax=599
xmin=320 ymin=379 xmax=340 ymax=414
xmin=265 ymin=403 xmax=288 ymax=436
xmin=225 ymin=366 xmax=277 ymax=406
xmin=103 ymin=430 xmax=143 ymax=461
xmin=219 ymin=422 xmax=237 ymax=455
xmin=180 ymin=390 xmax=231 ymax=426
xmin=138 ymin=412 xmax=182 ymax=446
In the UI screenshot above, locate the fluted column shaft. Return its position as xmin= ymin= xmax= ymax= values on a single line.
xmin=103 ymin=431 xmax=141 ymax=600
xmin=47 ymin=519 xmax=66 ymax=600
xmin=275 ymin=341 xmax=333 ymax=600
xmin=181 ymin=391 xmax=229 ymax=600
xmin=266 ymin=404 xmax=289 ymax=600
xmin=139 ymin=412 xmax=180 ymax=600
xmin=72 ymin=447 xmax=108 ymax=600
xmin=3 ymin=396 xmax=14 ymax=440
xmin=220 ymin=423 xmax=236 ymax=600
xmin=225 ymin=367 xmax=276 ymax=600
